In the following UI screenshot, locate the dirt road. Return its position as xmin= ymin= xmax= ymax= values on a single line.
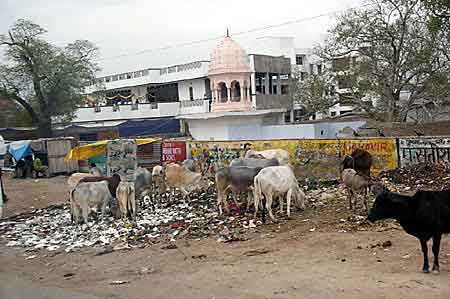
xmin=1 ymin=176 xmax=449 ymax=298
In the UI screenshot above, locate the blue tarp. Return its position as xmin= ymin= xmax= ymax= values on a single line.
xmin=118 ymin=118 xmax=180 ymax=137
xmin=8 ymin=140 xmax=33 ymax=161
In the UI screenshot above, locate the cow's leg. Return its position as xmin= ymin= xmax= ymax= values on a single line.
xmin=81 ymin=204 xmax=89 ymax=225
xmin=217 ymin=190 xmax=224 ymax=215
xmin=266 ymin=193 xmax=277 ymax=223
xmin=286 ymin=189 xmax=293 ymax=218
xmin=245 ymin=190 xmax=253 ymax=212
xmin=420 ymin=238 xmax=430 ymax=273
xmin=348 ymin=189 xmax=353 ymax=211
xmin=432 ymin=234 xmax=442 ymax=273
xmin=101 ymin=197 xmax=109 ymax=219
xmin=279 ymin=195 xmax=284 ymax=214
xmin=253 ymin=192 xmax=259 ymax=221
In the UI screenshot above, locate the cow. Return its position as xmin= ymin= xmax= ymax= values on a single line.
xmin=77 ymin=174 xmax=121 ymax=198
xmin=67 ymin=173 xmax=94 ymax=189
xmin=368 ymin=190 xmax=450 ymax=273
xmin=215 ymin=166 xmax=263 ymax=215
xmin=116 ymin=181 xmax=136 ymax=220
xmin=342 ymin=148 xmax=372 ymax=177
xmin=253 ymin=165 xmax=306 ymax=223
xmin=230 ymin=157 xmax=279 ymax=168
xmin=182 ymin=159 xmax=198 ymax=172
xmin=151 ymin=165 xmax=166 ymax=195
xmin=165 ymin=163 xmax=208 ymax=197
xmin=341 ymin=168 xmax=371 ymax=212
xmin=244 ymin=149 xmax=289 ymax=165
xmin=135 ymin=167 xmax=153 ymax=200
xmin=70 ymin=180 xmax=113 ymax=224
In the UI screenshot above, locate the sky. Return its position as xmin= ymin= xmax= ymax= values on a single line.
xmin=0 ymin=0 xmax=362 ymax=76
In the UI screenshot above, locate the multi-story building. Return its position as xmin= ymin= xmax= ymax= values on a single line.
xmin=65 ymin=36 xmax=333 ymax=141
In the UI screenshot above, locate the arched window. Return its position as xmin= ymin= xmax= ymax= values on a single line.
xmin=231 ymin=81 xmax=241 ymax=101
xmin=218 ymin=82 xmax=228 ymax=102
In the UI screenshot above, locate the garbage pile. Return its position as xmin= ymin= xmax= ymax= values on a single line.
xmin=0 ymin=189 xmax=261 ymax=252
xmin=380 ymin=163 xmax=450 ymax=191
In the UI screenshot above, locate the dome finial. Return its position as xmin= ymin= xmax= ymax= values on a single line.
xmin=226 ymin=28 xmax=229 ymax=37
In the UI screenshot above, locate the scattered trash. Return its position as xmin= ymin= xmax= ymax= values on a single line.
xmin=382 ymin=240 xmax=392 ymax=248
xmin=402 ymin=254 xmax=411 ymax=259
xmin=109 ymin=280 xmax=130 ymax=285
xmin=25 ymin=255 xmax=37 ymax=260
xmin=192 ymin=254 xmax=207 ymax=259
xmin=309 ymin=228 xmax=316 ymax=232
xmin=243 ymin=248 xmax=271 ymax=256
xmin=161 ymin=244 xmax=178 ymax=250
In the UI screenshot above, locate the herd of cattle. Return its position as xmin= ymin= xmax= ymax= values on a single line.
xmin=65 ymin=148 xmax=450 ymax=274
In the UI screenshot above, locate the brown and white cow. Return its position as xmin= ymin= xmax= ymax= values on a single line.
xmin=165 ymin=163 xmax=208 ymax=197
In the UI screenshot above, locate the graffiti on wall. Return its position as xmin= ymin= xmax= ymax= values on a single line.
xmin=106 ymin=139 xmax=137 ymax=181
xmin=399 ymin=138 xmax=450 ymax=166
xmin=188 ymin=138 xmax=398 ymax=180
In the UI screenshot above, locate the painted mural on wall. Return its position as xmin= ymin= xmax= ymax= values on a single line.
xmin=188 ymin=138 xmax=398 ymax=180
xmin=106 ymin=139 xmax=137 ymax=182
xmin=399 ymin=137 xmax=450 ymax=166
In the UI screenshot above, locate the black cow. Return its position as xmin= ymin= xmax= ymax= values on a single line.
xmin=342 ymin=149 xmax=373 ymax=177
xmin=368 ymin=190 xmax=450 ymax=273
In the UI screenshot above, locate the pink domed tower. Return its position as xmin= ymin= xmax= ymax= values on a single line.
xmin=208 ymin=32 xmax=252 ymax=112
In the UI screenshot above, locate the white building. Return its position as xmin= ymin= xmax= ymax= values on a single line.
xmin=68 ymin=36 xmax=361 ymax=141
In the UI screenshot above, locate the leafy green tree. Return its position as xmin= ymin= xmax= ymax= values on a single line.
xmin=320 ymin=0 xmax=450 ymax=122
xmin=0 ymin=19 xmax=99 ymax=137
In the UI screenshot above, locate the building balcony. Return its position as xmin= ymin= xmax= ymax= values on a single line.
xmin=211 ymin=99 xmax=252 ymax=112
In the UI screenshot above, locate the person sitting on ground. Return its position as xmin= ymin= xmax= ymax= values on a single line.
xmin=32 ymin=157 xmax=49 ymax=178
xmin=90 ymin=163 xmax=102 ymax=176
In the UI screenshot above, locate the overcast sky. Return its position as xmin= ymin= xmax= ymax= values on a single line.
xmin=1 ymin=0 xmax=361 ymax=76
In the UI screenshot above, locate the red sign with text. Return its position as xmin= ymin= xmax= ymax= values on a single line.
xmin=162 ymin=142 xmax=186 ymax=162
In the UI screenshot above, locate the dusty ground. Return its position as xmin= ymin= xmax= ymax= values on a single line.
xmin=1 ymin=175 xmax=450 ymax=299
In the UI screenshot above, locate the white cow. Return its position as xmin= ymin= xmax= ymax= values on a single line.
xmin=67 ymin=173 xmax=94 ymax=189
xmin=245 ymin=149 xmax=290 ymax=165
xmin=70 ymin=180 xmax=113 ymax=224
xmin=116 ymin=181 xmax=136 ymax=220
xmin=253 ymin=165 xmax=306 ymax=222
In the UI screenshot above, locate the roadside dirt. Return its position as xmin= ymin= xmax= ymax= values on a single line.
xmin=1 ymin=175 xmax=449 ymax=298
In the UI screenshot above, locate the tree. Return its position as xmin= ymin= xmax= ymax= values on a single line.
xmin=0 ymin=19 xmax=99 ymax=137
xmin=290 ymin=68 xmax=339 ymax=120
xmin=320 ymin=0 xmax=450 ymax=122
xmin=423 ymin=0 xmax=450 ymax=36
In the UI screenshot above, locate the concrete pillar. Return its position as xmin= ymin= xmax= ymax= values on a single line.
xmin=227 ymin=88 xmax=231 ymax=102
xmin=240 ymin=86 xmax=245 ymax=101
xmin=265 ymin=73 xmax=270 ymax=95
xmin=290 ymin=110 xmax=294 ymax=122
xmin=277 ymin=74 xmax=282 ymax=95
xmin=218 ymin=88 xmax=221 ymax=102
xmin=246 ymin=88 xmax=251 ymax=101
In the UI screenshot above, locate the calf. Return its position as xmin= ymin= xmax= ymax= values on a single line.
xmin=230 ymin=157 xmax=279 ymax=168
xmin=245 ymin=149 xmax=289 ymax=165
xmin=368 ymin=190 xmax=450 ymax=273
xmin=116 ymin=181 xmax=136 ymax=220
xmin=165 ymin=163 xmax=208 ymax=197
xmin=70 ymin=180 xmax=113 ymax=224
xmin=341 ymin=168 xmax=371 ymax=212
xmin=253 ymin=165 xmax=306 ymax=223
xmin=215 ymin=166 xmax=262 ymax=215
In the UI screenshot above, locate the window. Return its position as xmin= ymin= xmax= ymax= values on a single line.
xmin=293 ymin=109 xmax=305 ymax=122
xmin=189 ymin=86 xmax=194 ymax=100
xmin=281 ymin=85 xmax=289 ymax=95
xmin=295 ymin=55 xmax=304 ymax=65
xmin=317 ymin=64 xmax=322 ymax=75
xmin=285 ymin=110 xmax=291 ymax=123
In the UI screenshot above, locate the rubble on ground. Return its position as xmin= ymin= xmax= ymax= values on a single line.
xmin=0 ymin=167 xmax=430 ymax=253
xmin=380 ymin=163 xmax=450 ymax=191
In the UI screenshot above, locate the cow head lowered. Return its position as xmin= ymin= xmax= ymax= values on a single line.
xmin=367 ymin=191 xmax=406 ymax=223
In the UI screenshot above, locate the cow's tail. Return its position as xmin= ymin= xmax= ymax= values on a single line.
xmin=69 ymin=188 xmax=76 ymax=223
xmin=254 ymin=176 xmax=266 ymax=224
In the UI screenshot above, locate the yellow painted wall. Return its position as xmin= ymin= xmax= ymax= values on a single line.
xmin=188 ymin=138 xmax=398 ymax=180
